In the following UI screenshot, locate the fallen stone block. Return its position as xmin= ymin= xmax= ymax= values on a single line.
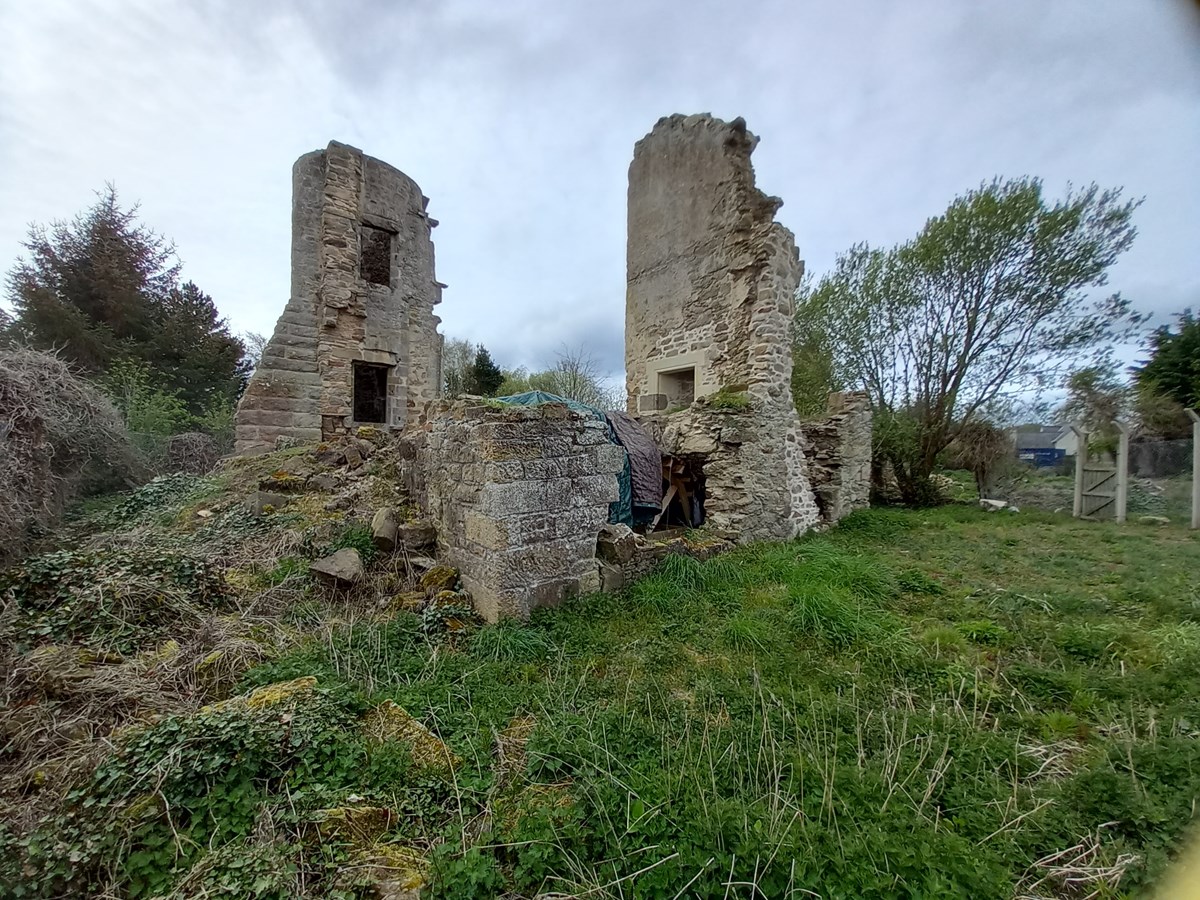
xmin=396 ymin=521 xmax=437 ymax=551
xmin=979 ymin=498 xmax=1008 ymax=511
xmin=363 ymin=700 xmax=460 ymax=773
xmin=311 ymin=548 xmax=364 ymax=588
xmin=1139 ymin=515 xmax=1170 ymax=526
xmin=372 ymin=507 xmax=399 ymax=552
xmin=597 ymin=523 xmax=637 ymax=564
xmin=247 ymin=491 xmax=292 ymax=516
xmin=420 ymin=565 xmax=459 ymax=593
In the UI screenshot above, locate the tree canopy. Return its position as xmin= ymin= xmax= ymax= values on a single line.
xmin=4 ymin=187 xmax=246 ymax=415
xmin=1133 ymin=310 xmax=1200 ymax=413
xmin=796 ymin=176 xmax=1143 ymax=503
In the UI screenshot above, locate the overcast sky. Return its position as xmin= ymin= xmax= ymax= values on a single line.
xmin=2 ymin=0 xmax=1198 ymax=381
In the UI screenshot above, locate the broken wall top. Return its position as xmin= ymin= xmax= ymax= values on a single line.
xmin=625 ymin=113 xmax=803 ymax=414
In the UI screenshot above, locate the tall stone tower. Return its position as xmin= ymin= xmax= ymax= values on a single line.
xmin=624 ymin=114 xmax=820 ymax=540
xmin=235 ymin=142 xmax=443 ymax=454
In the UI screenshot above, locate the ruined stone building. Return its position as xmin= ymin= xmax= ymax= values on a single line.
xmin=235 ymin=142 xmax=443 ymax=454
xmin=237 ymin=117 xmax=871 ymax=621
xmin=626 ymin=114 xmax=823 ymax=541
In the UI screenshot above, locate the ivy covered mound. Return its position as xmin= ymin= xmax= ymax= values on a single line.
xmin=3 ymin=440 xmax=1200 ymax=898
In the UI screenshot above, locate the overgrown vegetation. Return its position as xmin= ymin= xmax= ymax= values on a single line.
xmin=4 ymin=468 xmax=1198 ymax=897
xmin=0 ymin=348 xmax=143 ymax=564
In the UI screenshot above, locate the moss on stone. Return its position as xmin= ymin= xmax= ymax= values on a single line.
xmin=362 ymin=700 xmax=460 ymax=774
xmin=240 ymin=675 xmax=317 ymax=710
xmin=419 ymin=565 xmax=458 ymax=593
xmin=310 ymin=805 xmax=395 ymax=845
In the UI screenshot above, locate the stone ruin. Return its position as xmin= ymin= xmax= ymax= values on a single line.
xmin=235 ymin=142 xmax=443 ymax=453
xmin=236 ymin=115 xmax=872 ymax=621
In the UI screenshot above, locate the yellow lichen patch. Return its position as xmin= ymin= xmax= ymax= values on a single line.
xmin=390 ymin=591 xmax=426 ymax=613
xmin=140 ymin=639 xmax=181 ymax=666
xmin=355 ymin=844 xmax=427 ymax=897
xmin=223 ymin=566 xmax=267 ymax=597
xmin=288 ymin=493 xmax=345 ymax=525
xmin=204 ymin=676 xmax=318 ymax=712
xmin=244 ymin=676 xmax=318 ymax=709
xmin=419 ymin=565 xmax=458 ymax=593
xmin=259 ymin=471 xmax=307 ymax=493
xmin=363 ymin=700 xmax=460 ymax=774
xmin=310 ymin=805 xmax=396 ymax=845
xmin=122 ymin=792 xmax=164 ymax=823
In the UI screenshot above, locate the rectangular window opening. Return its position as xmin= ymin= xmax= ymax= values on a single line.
xmin=657 ymin=367 xmax=696 ymax=408
xmin=353 ymin=362 xmax=390 ymax=424
xmin=360 ymin=224 xmax=393 ymax=286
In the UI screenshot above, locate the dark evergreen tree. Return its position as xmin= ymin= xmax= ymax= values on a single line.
xmin=468 ymin=345 xmax=505 ymax=397
xmin=148 ymin=281 xmax=249 ymax=411
xmin=4 ymin=186 xmax=246 ymax=414
xmin=1134 ymin=310 xmax=1200 ymax=411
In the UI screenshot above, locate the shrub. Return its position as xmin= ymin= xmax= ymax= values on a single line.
xmin=0 ymin=347 xmax=142 ymax=563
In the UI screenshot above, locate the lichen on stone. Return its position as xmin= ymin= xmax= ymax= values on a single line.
xmin=419 ymin=565 xmax=458 ymax=593
xmin=362 ymin=699 xmax=460 ymax=774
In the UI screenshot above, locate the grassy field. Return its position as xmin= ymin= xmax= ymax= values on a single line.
xmin=3 ymin=473 xmax=1200 ymax=897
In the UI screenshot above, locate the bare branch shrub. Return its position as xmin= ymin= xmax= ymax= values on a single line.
xmin=945 ymin=420 xmax=1014 ymax=498
xmin=0 ymin=347 xmax=142 ymax=562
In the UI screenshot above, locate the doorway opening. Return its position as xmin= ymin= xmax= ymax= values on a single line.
xmin=353 ymin=362 xmax=390 ymax=424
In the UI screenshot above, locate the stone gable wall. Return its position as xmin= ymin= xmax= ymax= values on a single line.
xmin=411 ymin=401 xmax=625 ymax=622
xmin=626 ymin=114 xmax=822 ymax=541
xmin=236 ymin=142 xmax=443 ymax=454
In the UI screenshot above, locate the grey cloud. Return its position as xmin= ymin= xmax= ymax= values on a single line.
xmin=2 ymin=0 xmax=1197 ymax=379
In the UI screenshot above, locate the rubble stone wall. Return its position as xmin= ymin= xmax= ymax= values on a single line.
xmin=802 ymin=391 xmax=873 ymax=524
xmin=412 ymin=401 xmax=625 ymax=622
xmin=626 ymin=114 xmax=821 ymax=541
xmin=236 ymin=142 xmax=443 ymax=454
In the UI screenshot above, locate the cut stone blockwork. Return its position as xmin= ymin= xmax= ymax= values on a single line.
xmin=626 ymin=114 xmax=821 ymax=542
xmin=235 ymin=142 xmax=444 ymax=454
xmin=803 ymin=391 xmax=873 ymax=524
xmin=405 ymin=401 xmax=626 ymax=623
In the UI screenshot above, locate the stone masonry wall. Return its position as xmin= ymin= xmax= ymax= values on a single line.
xmin=626 ymin=114 xmax=820 ymax=542
xmin=236 ymin=142 xmax=443 ymax=453
xmin=802 ymin=391 xmax=873 ymax=524
xmin=413 ymin=401 xmax=626 ymax=622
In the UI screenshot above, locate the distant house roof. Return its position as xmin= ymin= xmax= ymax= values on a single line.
xmin=1013 ymin=424 xmax=1067 ymax=450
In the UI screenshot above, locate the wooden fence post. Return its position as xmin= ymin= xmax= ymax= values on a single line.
xmin=1115 ymin=421 xmax=1130 ymax=524
xmin=1189 ymin=410 xmax=1200 ymax=531
xmin=1071 ymin=425 xmax=1087 ymax=519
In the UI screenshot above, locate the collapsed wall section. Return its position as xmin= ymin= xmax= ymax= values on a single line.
xmin=625 ymin=114 xmax=820 ymax=541
xmin=236 ymin=142 xmax=443 ymax=454
xmin=412 ymin=401 xmax=625 ymax=622
xmin=802 ymin=391 xmax=873 ymax=523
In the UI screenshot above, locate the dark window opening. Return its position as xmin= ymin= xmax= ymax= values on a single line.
xmin=658 ymin=367 xmax=696 ymax=408
xmin=360 ymin=225 xmax=393 ymax=286
xmin=353 ymin=362 xmax=389 ymax=423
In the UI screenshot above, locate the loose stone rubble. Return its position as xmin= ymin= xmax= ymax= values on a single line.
xmin=236 ymin=115 xmax=873 ymax=621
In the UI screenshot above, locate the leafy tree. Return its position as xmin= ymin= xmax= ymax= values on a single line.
xmin=4 ymin=186 xmax=246 ymax=415
xmin=468 ymin=345 xmax=505 ymax=397
xmin=1133 ymin=310 xmax=1200 ymax=412
xmin=442 ymin=337 xmax=475 ymax=397
xmin=1059 ymin=361 xmax=1129 ymax=457
xmin=797 ymin=177 xmax=1143 ymax=504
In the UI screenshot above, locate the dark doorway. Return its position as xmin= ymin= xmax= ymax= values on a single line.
xmin=353 ymin=362 xmax=389 ymax=423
